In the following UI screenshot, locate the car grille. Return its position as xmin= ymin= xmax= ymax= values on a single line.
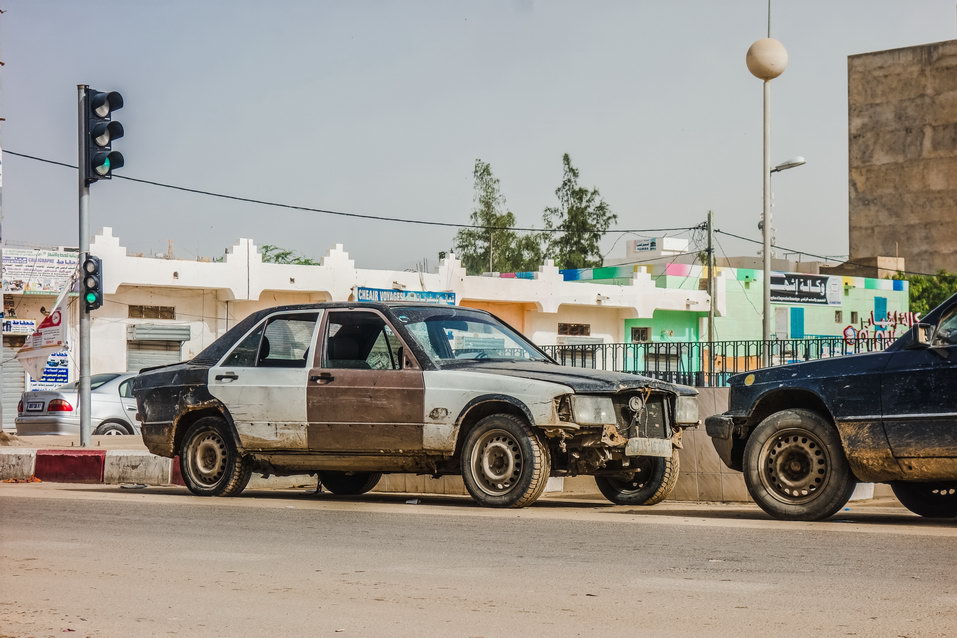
xmin=612 ymin=392 xmax=668 ymax=439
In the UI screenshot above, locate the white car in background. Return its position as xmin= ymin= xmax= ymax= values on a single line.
xmin=16 ymin=373 xmax=140 ymax=436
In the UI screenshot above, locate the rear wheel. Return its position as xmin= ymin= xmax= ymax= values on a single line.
xmin=743 ymin=408 xmax=855 ymax=521
xmin=180 ymin=416 xmax=251 ymax=497
xmin=461 ymin=414 xmax=550 ymax=508
xmin=319 ymin=471 xmax=382 ymax=495
xmin=94 ymin=420 xmax=130 ymax=435
xmin=891 ymin=482 xmax=957 ymax=518
xmin=595 ymin=452 xmax=680 ymax=506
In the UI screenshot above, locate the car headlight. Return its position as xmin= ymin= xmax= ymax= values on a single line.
xmin=675 ymin=395 xmax=699 ymax=425
xmin=570 ymin=395 xmax=616 ymax=425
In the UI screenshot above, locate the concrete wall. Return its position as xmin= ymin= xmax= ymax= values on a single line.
xmin=848 ymin=39 xmax=957 ymax=274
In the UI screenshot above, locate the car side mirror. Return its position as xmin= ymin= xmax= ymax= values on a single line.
xmin=908 ymin=323 xmax=935 ymax=348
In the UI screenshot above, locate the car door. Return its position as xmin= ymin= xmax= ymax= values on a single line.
xmin=208 ymin=310 xmax=321 ymax=451
xmin=306 ymin=309 xmax=425 ymax=453
xmin=881 ymin=304 xmax=957 ymax=462
xmin=117 ymin=378 xmax=139 ymax=425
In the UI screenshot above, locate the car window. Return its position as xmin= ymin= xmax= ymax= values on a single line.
xmin=398 ymin=309 xmax=547 ymax=365
xmin=222 ymin=322 xmax=267 ymax=367
xmin=935 ymin=308 xmax=957 ymax=346
xmin=260 ymin=315 xmax=319 ymax=367
xmin=118 ymin=379 xmax=133 ymax=398
xmin=324 ymin=312 xmax=402 ymax=370
xmin=59 ymin=373 xmax=120 ymax=392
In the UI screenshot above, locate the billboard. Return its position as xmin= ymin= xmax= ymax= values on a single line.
xmin=770 ymin=273 xmax=842 ymax=306
xmin=3 ymin=248 xmax=78 ymax=295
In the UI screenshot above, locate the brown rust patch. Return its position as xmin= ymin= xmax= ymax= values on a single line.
xmin=600 ymin=423 xmax=628 ymax=447
xmin=835 ymin=420 xmax=904 ymax=482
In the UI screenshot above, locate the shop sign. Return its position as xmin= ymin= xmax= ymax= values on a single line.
xmin=356 ymin=287 xmax=456 ymax=305
xmin=28 ymin=351 xmax=71 ymax=391
xmin=3 ymin=248 xmax=78 ymax=295
xmin=770 ymin=273 xmax=842 ymax=306
xmin=3 ymin=318 xmax=36 ymax=335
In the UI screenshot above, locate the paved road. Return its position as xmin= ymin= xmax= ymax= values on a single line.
xmin=2 ymin=484 xmax=956 ymax=638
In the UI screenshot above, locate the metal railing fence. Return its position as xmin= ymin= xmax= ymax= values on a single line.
xmin=538 ymin=335 xmax=898 ymax=387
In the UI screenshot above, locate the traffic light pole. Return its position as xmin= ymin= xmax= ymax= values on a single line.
xmin=77 ymin=84 xmax=92 ymax=447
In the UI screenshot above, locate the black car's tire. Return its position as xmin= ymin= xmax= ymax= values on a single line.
xmin=461 ymin=414 xmax=550 ymax=508
xmin=94 ymin=420 xmax=131 ymax=435
xmin=319 ymin=471 xmax=382 ymax=495
xmin=595 ymin=452 xmax=680 ymax=506
xmin=180 ymin=416 xmax=251 ymax=497
xmin=743 ymin=408 xmax=856 ymax=521
xmin=891 ymin=482 xmax=957 ymax=518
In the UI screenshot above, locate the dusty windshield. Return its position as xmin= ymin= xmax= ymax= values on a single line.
xmin=394 ymin=307 xmax=549 ymax=365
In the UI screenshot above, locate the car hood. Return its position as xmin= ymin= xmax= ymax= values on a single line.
xmin=445 ymin=361 xmax=697 ymax=396
xmin=728 ymin=349 xmax=892 ymax=387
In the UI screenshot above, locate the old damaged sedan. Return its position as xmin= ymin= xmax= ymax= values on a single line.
xmin=132 ymin=303 xmax=699 ymax=508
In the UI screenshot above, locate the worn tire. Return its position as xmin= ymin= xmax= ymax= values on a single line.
xmin=891 ymin=482 xmax=957 ymax=518
xmin=319 ymin=471 xmax=382 ymax=496
xmin=94 ymin=420 xmax=131 ymax=435
xmin=743 ymin=408 xmax=855 ymax=521
xmin=595 ymin=452 xmax=680 ymax=506
xmin=180 ymin=416 xmax=251 ymax=497
xmin=460 ymin=413 xmax=550 ymax=508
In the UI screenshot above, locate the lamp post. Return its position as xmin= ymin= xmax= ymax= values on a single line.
xmin=747 ymin=37 xmax=789 ymax=341
xmin=762 ymin=156 xmax=807 ymax=261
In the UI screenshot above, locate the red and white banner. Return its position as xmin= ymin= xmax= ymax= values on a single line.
xmin=16 ymin=280 xmax=73 ymax=380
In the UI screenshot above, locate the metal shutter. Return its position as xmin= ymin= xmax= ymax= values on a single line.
xmin=1 ymin=337 xmax=27 ymax=430
xmin=126 ymin=340 xmax=182 ymax=373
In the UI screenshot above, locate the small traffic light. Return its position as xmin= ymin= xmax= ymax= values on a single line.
xmin=85 ymin=89 xmax=124 ymax=183
xmin=82 ymin=255 xmax=103 ymax=312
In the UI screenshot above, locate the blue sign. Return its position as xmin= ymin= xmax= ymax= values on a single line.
xmin=356 ymin=287 xmax=456 ymax=306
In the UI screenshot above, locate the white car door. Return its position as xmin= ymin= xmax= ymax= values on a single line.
xmin=207 ymin=310 xmax=322 ymax=451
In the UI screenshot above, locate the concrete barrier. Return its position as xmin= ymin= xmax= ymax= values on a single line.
xmin=34 ymin=449 xmax=106 ymax=483
xmin=104 ymin=450 xmax=172 ymax=485
xmin=0 ymin=448 xmax=36 ymax=480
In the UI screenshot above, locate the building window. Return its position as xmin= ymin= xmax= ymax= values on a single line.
xmin=631 ymin=327 xmax=651 ymax=342
xmin=834 ymin=310 xmax=843 ymax=323
xmin=558 ymin=323 xmax=590 ymax=337
xmin=128 ymin=305 xmax=176 ymax=320
xmin=850 ymin=311 xmax=859 ymax=325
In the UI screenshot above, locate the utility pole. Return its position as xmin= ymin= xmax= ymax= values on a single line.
xmin=77 ymin=85 xmax=92 ymax=446
xmin=706 ymin=210 xmax=715 ymax=387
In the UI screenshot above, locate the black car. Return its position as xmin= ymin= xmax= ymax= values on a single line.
xmin=706 ymin=293 xmax=957 ymax=521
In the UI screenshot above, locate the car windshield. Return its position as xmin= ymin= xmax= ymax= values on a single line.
xmin=57 ymin=373 xmax=121 ymax=392
xmin=393 ymin=307 xmax=549 ymax=365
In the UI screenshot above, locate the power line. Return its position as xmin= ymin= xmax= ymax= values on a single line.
xmin=3 ymin=150 xmax=697 ymax=235
xmin=715 ymin=228 xmax=943 ymax=278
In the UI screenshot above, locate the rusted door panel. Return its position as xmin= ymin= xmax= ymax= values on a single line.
xmin=306 ymin=368 xmax=425 ymax=452
xmin=881 ymin=345 xmax=957 ymax=459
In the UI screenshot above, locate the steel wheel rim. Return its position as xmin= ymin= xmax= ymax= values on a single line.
xmin=104 ymin=428 xmax=121 ymax=435
xmin=759 ymin=428 xmax=830 ymax=504
xmin=187 ymin=430 xmax=228 ymax=488
xmin=470 ymin=428 xmax=523 ymax=497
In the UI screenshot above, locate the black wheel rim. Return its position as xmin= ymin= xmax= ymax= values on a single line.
xmin=759 ymin=428 xmax=831 ymax=505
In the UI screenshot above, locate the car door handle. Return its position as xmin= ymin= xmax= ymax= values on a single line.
xmin=126 ymin=407 xmax=137 ymax=411
xmin=310 ymin=372 xmax=334 ymax=384
xmin=215 ymin=372 xmax=239 ymax=381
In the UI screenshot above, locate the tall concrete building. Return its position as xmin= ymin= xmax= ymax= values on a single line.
xmin=848 ymin=39 xmax=957 ymax=274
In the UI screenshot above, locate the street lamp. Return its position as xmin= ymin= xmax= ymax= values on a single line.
xmin=771 ymin=156 xmax=806 ymax=173
xmin=747 ymin=37 xmax=789 ymax=342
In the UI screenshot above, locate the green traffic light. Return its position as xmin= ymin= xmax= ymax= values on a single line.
xmin=95 ymin=157 xmax=111 ymax=176
xmin=85 ymin=292 xmax=98 ymax=304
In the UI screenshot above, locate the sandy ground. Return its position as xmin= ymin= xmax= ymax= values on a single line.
xmin=2 ymin=483 xmax=956 ymax=637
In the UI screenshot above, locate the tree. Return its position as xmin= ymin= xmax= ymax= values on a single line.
xmin=260 ymin=244 xmax=320 ymax=265
xmin=453 ymin=159 xmax=543 ymax=274
xmin=895 ymin=270 xmax=957 ymax=316
xmin=542 ymin=153 xmax=617 ymax=270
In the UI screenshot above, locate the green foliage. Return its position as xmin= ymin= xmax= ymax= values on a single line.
xmin=895 ymin=270 xmax=957 ymax=316
xmin=542 ymin=153 xmax=617 ymax=270
xmin=453 ymin=160 xmax=544 ymax=274
xmin=260 ymin=244 xmax=320 ymax=265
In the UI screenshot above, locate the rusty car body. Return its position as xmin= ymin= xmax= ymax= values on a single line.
xmin=706 ymin=293 xmax=957 ymax=521
xmin=132 ymin=303 xmax=699 ymax=508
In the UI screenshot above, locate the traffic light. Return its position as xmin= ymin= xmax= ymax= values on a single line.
xmin=82 ymin=255 xmax=103 ymax=312
xmin=84 ymin=89 xmax=124 ymax=183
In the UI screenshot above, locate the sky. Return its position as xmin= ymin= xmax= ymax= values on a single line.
xmin=1 ymin=0 xmax=954 ymax=270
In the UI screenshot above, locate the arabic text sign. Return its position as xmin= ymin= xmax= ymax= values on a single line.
xmin=3 ymin=248 xmax=78 ymax=294
xmin=770 ymin=273 xmax=842 ymax=306
xmin=356 ymin=287 xmax=456 ymax=305
xmin=28 ymin=351 xmax=71 ymax=392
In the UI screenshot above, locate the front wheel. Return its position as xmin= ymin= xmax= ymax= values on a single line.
xmin=180 ymin=416 xmax=251 ymax=497
xmin=891 ymin=482 xmax=957 ymax=518
xmin=743 ymin=408 xmax=856 ymax=521
xmin=319 ymin=471 xmax=382 ymax=495
xmin=461 ymin=414 xmax=550 ymax=508
xmin=94 ymin=421 xmax=130 ymax=435
xmin=595 ymin=452 xmax=680 ymax=506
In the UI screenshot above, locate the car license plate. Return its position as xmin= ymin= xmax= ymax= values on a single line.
xmin=625 ymin=436 xmax=672 ymax=458
xmin=26 ymin=401 xmax=44 ymax=412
